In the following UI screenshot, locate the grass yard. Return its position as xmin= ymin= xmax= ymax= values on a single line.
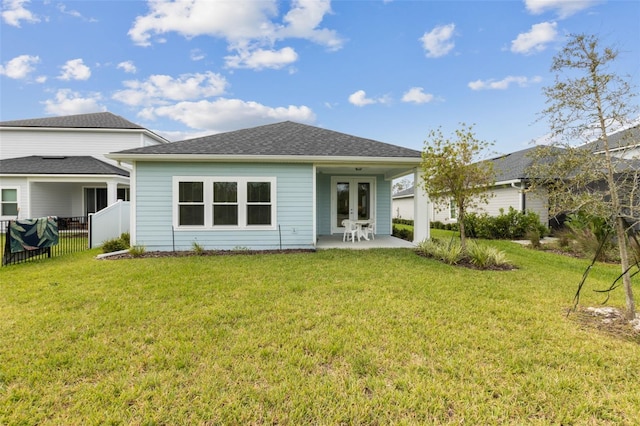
xmin=1 ymin=241 xmax=639 ymax=424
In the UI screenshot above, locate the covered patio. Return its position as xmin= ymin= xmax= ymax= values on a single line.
xmin=316 ymin=234 xmax=415 ymax=249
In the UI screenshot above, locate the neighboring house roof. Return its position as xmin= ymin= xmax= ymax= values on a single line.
xmin=110 ymin=121 xmax=422 ymax=160
xmin=0 ymin=156 xmax=129 ymax=177
xmin=0 ymin=112 xmax=145 ymax=130
xmin=393 ymin=186 xmax=415 ymax=198
xmin=580 ymin=125 xmax=640 ymax=154
xmin=489 ymin=146 xmax=564 ymax=182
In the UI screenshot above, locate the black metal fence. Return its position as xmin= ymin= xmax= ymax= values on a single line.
xmin=1 ymin=216 xmax=89 ymax=267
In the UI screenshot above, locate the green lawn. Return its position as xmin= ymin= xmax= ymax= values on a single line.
xmin=1 ymin=242 xmax=638 ymax=424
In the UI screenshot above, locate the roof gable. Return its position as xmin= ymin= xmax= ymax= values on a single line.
xmin=0 ymin=156 xmax=129 ymax=176
xmin=113 ymin=121 xmax=422 ymax=159
xmin=0 ymin=112 xmax=144 ymax=130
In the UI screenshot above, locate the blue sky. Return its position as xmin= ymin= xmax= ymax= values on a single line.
xmin=1 ymin=0 xmax=639 ymax=155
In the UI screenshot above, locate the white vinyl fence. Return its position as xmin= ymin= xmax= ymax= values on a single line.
xmin=89 ymin=201 xmax=130 ymax=248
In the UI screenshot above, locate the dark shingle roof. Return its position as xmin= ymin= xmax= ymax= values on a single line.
xmin=393 ymin=186 xmax=415 ymax=198
xmin=580 ymin=125 xmax=640 ymax=153
xmin=489 ymin=146 xmax=563 ymax=181
xmin=113 ymin=121 xmax=422 ymax=158
xmin=0 ymin=156 xmax=129 ymax=176
xmin=0 ymin=112 xmax=144 ymax=130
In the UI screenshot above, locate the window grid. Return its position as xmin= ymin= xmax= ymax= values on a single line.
xmin=174 ymin=177 xmax=275 ymax=229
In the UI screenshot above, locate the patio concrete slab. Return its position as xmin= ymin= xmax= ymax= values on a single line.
xmin=316 ymin=235 xmax=415 ymax=250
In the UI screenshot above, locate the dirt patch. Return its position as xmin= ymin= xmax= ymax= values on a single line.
xmin=570 ymin=306 xmax=640 ymax=344
xmin=100 ymin=248 xmax=316 ymax=260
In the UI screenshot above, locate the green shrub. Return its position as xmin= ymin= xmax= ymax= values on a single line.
xmin=416 ymin=238 xmax=463 ymax=265
xmin=101 ymin=237 xmax=129 ymax=253
xmin=129 ymin=244 xmax=146 ymax=258
xmin=463 ymin=207 xmax=546 ymax=240
xmin=192 ymin=242 xmax=206 ymax=255
xmin=565 ymin=212 xmax=616 ymax=262
xmin=466 ymin=241 xmax=511 ymax=269
xmin=392 ymin=218 xmax=414 ymax=226
xmin=120 ymin=232 xmax=130 ymax=246
xmin=392 ymin=225 xmax=413 ymax=242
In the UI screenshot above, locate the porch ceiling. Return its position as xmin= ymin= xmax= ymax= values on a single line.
xmin=316 ymin=165 xmax=416 ymax=180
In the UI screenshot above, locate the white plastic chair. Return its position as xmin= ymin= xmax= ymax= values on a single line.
xmin=362 ymin=222 xmax=375 ymax=240
xmin=341 ymin=219 xmax=358 ymax=243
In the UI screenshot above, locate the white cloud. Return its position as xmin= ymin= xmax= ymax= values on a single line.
xmin=278 ymin=0 xmax=343 ymax=51
xmin=420 ymin=23 xmax=456 ymax=58
xmin=468 ymin=75 xmax=542 ymax=90
xmin=128 ymin=0 xmax=343 ymax=71
xmin=524 ymin=0 xmax=599 ymax=19
xmin=348 ymin=90 xmax=375 ymax=107
xmin=140 ymin=98 xmax=316 ymax=132
xmin=190 ymin=49 xmax=205 ymax=61
xmin=42 ymin=89 xmax=105 ymax=115
xmin=225 ymin=47 xmax=298 ymax=70
xmin=58 ymin=58 xmax=91 ymax=81
xmin=112 ymin=71 xmax=229 ymax=106
xmin=117 ymin=61 xmax=137 ymax=74
xmin=2 ymin=0 xmax=39 ymax=27
xmin=0 ymin=54 xmax=39 ymax=79
xmin=57 ymin=3 xmax=97 ymax=22
xmin=511 ymin=21 xmax=558 ymax=54
xmin=402 ymin=87 xmax=434 ymax=104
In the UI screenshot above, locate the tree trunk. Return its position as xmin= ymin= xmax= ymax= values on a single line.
xmin=615 ymin=216 xmax=636 ymax=320
xmin=458 ymin=207 xmax=466 ymax=251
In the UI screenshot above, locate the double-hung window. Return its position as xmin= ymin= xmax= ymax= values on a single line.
xmin=174 ymin=177 xmax=275 ymax=229
xmin=1 ymin=188 xmax=18 ymax=216
xmin=213 ymin=182 xmax=238 ymax=225
xmin=247 ymin=182 xmax=272 ymax=225
xmin=178 ymin=181 xmax=205 ymax=226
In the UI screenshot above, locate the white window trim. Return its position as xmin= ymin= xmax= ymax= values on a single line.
xmin=172 ymin=176 xmax=277 ymax=230
xmin=449 ymin=198 xmax=458 ymax=221
xmin=1 ymin=187 xmax=20 ymax=219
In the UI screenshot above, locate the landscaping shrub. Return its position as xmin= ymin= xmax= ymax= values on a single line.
xmin=120 ymin=232 xmax=130 ymax=246
xmin=128 ymin=244 xmax=146 ymax=258
xmin=416 ymin=238 xmax=511 ymax=269
xmin=466 ymin=241 xmax=511 ymax=269
xmin=564 ymin=212 xmax=617 ymax=262
xmin=392 ymin=225 xmax=413 ymax=242
xmin=392 ymin=218 xmax=414 ymax=226
xmin=101 ymin=237 xmax=129 ymax=253
xmin=463 ymin=207 xmax=546 ymax=240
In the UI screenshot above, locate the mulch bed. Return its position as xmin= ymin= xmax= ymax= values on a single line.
xmin=101 ymin=249 xmax=316 ymax=260
xmin=415 ymin=252 xmax=517 ymax=271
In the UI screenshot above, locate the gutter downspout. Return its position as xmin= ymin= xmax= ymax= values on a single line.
xmin=511 ymin=181 xmax=525 ymax=213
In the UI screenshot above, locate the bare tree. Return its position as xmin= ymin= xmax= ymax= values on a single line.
xmin=420 ymin=123 xmax=495 ymax=250
xmin=528 ymin=34 xmax=639 ymax=320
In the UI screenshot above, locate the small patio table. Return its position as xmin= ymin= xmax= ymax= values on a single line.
xmin=353 ymin=221 xmax=371 ymax=241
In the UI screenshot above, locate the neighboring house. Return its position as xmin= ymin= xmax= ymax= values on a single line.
xmin=392 ymin=186 xmax=416 ymax=220
xmin=580 ymin=124 xmax=640 ymax=160
xmin=107 ymin=121 xmax=429 ymax=251
xmin=394 ymin=146 xmax=551 ymax=226
xmin=0 ymin=112 xmax=168 ymax=220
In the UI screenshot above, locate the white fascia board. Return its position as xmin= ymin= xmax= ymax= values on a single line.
xmin=1 ymin=174 xmax=130 ymax=183
xmin=494 ymin=178 xmax=525 ymax=186
xmin=105 ymin=152 xmax=422 ymax=166
xmin=1 ymin=126 xmax=169 ymax=144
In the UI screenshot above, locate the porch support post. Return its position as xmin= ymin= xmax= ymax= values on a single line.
xmin=107 ymin=181 xmax=118 ymax=206
xmin=413 ymin=168 xmax=430 ymax=243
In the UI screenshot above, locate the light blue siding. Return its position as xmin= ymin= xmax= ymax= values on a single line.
xmin=315 ymin=173 xmax=332 ymax=235
xmin=135 ymin=162 xmax=314 ymax=251
xmin=315 ymin=174 xmax=392 ymax=236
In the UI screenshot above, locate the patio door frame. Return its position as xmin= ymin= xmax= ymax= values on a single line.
xmin=330 ymin=176 xmax=376 ymax=234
